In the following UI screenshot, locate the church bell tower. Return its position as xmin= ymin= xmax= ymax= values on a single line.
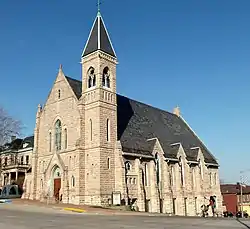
xmin=80 ymin=9 xmax=118 ymax=205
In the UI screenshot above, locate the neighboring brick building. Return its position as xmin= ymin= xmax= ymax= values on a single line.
xmin=22 ymin=9 xmax=223 ymax=216
xmin=221 ymin=184 xmax=250 ymax=215
xmin=0 ymin=136 xmax=33 ymax=188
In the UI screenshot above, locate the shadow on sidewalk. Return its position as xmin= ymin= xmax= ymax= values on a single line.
xmin=236 ymin=218 xmax=250 ymax=228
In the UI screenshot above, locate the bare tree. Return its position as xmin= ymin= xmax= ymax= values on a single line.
xmin=0 ymin=106 xmax=22 ymax=146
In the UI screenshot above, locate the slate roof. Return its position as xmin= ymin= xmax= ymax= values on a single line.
xmin=66 ymin=77 xmax=218 ymax=165
xmin=0 ymin=136 xmax=34 ymax=153
xmin=20 ymin=136 xmax=34 ymax=149
xmin=65 ymin=76 xmax=82 ymax=99
xmin=81 ymin=12 xmax=116 ymax=58
xmin=117 ymin=95 xmax=217 ymax=164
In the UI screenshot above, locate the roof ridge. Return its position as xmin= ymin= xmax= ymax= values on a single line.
xmin=117 ymin=94 xmax=175 ymax=117
xmin=65 ymin=76 xmax=81 ymax=83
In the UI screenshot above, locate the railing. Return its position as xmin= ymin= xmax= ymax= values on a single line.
xmin=1 ymin=162 xmax=30 ymax=170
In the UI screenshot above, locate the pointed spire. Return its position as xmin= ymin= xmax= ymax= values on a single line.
xmin=36 ymin=104 xmax=42 ymax=119
xmin=59 ymin=64 xmax=63 ymax=72
xmin=81 ymin=11 xmax=116 ymax=58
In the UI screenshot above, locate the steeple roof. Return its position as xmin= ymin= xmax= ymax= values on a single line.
xmin=82 ymin=12 xmax=116 ymax=58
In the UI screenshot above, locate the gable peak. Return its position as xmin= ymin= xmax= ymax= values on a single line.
xmin=81 ymin=12 xmax=116 ymax=58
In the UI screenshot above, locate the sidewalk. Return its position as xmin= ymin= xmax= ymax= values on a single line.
xmin=10 ymin=199 xmax=146 ymax=216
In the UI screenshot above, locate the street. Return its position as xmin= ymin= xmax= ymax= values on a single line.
xmin=0 ymin=204 xmax=249 ymax=229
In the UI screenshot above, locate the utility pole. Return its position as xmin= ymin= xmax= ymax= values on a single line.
xmin=240 ymin=173 xmax=243 ymax=218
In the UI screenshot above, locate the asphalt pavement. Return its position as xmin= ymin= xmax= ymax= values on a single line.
xmin=0 ymin=203 xmax=249 ymax=229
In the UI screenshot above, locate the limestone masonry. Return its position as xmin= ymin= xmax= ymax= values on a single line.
xmin=19 ymin=11 xmax=222 ymax=216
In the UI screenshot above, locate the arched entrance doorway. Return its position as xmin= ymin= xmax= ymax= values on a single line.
xmin=52 ymin=166 xmax=61 ymax=201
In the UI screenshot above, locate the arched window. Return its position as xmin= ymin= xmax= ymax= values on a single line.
xmin=106 ymin=119 xmax=110 ymax=141
xmin=125 ymin=161 xmax=131 ymax=172
xmin=169 ymin=166 xmax=175 ymax=187
xmin=58 ymin=89 xmax=61 ymax=99
xmin=192 ymin=167 xmax=196 ymax=188
xmin=198 ymin=159 xmax=203 ymax=180
xmin=145 ymin=163 xmax=149 ymax=186
xmin=102 ymin=74 xmax=105 ymax=86
xmin=179 ymin=157 xmax=184 ymax=187
xmin=88 ymin=76 xmax=92 ymax=88
xmin=90 ymin=119 xmax=93 ymax=141
xmin=214 ymin=173 xmax=217 ymax=185
xmin=4 ymin=157 xmax=7 ymax=166
xmin=55 ymin=119 xmax=62 ymax=151
xmin=64 ymin=128 xmax=67 ymax=149
xmin=87 ymin=67 xmax=95 ymax=88
xmin=107 ymin=158 xmax=110 ymax=169
xmin=71 ymin=176 xmax=75 ymax=187
xmin=41 ymin=179 xmax=43 ymax=190
xmin=93 ymin=75 xmax=96 ymax=87
xmin=49 ymin=132 xmax=52 ymax=152
xmin=155 ymin=153 xmax=160 ymax=185
xmin=106 ymin=76 xmax=110 ymax=88
xmin=102 ymin=67 xmax=110 ymax=88
xmin=209 ymin=172 xmax=212 ymax=186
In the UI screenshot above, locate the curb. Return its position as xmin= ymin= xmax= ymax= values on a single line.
xmin=63 ymin=207 xmax=86 ymax=213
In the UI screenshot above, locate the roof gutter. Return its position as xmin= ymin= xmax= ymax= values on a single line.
xmin=122 ymin=152 xmax=154 ymax=159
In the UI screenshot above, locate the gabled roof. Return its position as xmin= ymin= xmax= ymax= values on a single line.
xmin=66 ymin=77 xmax=218 ymax=165
xmin=82 ymin=12 xmax=116 ymax=58
xmin=117 ymin=95 xmax=218 ymax=164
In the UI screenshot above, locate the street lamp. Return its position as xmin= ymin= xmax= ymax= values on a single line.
xmin=239 ymin=169 xmax=250 ymax=218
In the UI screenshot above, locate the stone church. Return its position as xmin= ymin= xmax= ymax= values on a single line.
xmin=23 ymin=10 xmax=222 ymax=216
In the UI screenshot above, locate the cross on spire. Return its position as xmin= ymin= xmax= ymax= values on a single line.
xmin=97 ymin=0 xmax=101 ymax=13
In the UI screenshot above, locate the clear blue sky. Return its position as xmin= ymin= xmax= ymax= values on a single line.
xmin=0 ymin=0 xmax=250 ymax=184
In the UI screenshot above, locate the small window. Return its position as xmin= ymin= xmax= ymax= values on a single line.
xmin=49 ymin=132 xmax=52 ymax=152
xmin=9 ymin=187 xmax=17 ymax=195
xmin=58 ymin=89 xmax=61 ymax=99
xmin=20 ymin=156 xmax=24 ymax=165
xmin=107 ymin=158 xmax=110 ymax=169
xmin=145 ymin=163 xmax=149 ymax=186
xmin=106 ymin=119 xmax=110 ymax=141
xmin=64 ymin=128 xmax=67 ymax=149
xmin=71 ymin=176 xmax=75 ymax=187
xmin=133 ymin=178 xmax=136 ymax=184
xmin=125 ymin=161 xmax=131 ymax=171
xmin=26 ymin=155 xmax=29 ymax=165
xmin=4 ymin=157 xmax=7 ymax=166
xmin=90 ymin=119 xmax=93 ymax=141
